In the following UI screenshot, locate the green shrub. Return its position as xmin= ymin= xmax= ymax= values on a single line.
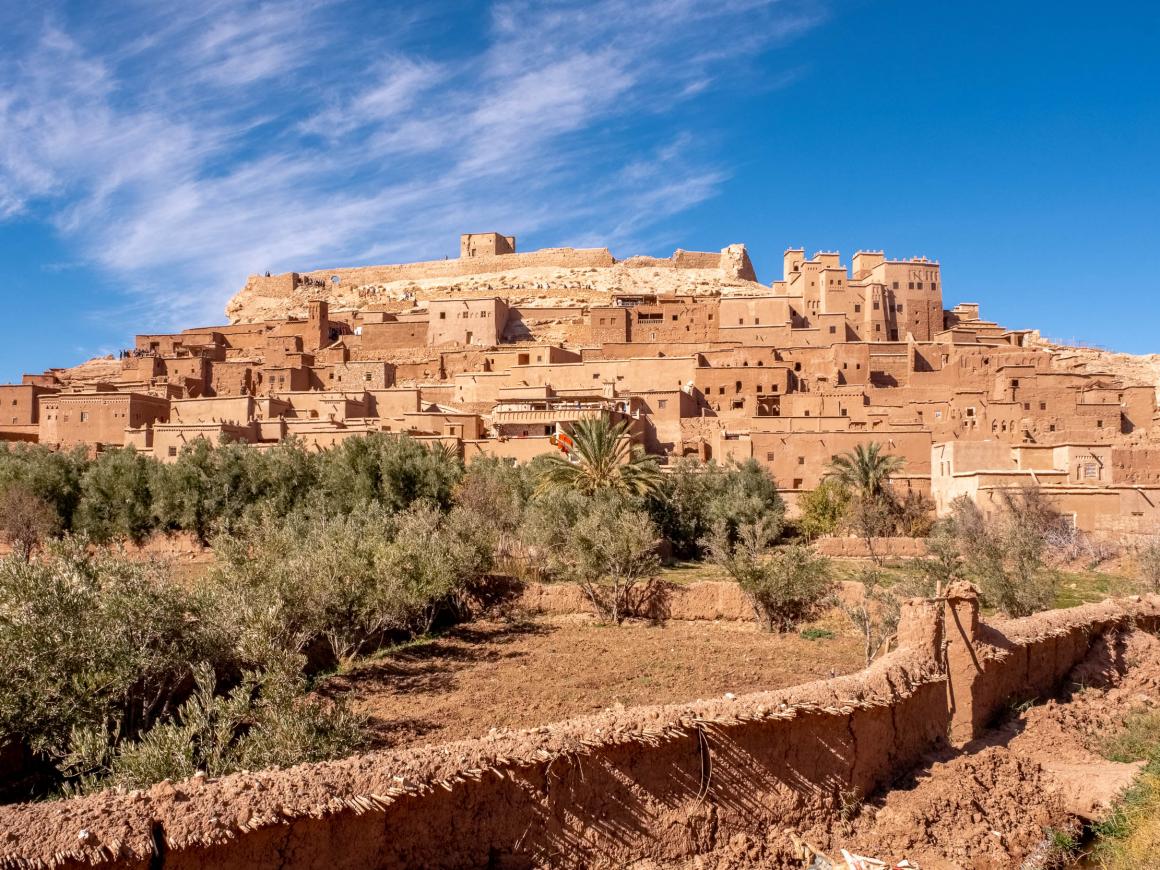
xmin=948 ymin=489 xmax=1060 ymax=616
xmin=454 ymin=457 xmax=533 ymax=570
xmin=0 ymin=540 xmax=229 ymax=760
xmin=209 ymin=503 xmax=490 ymax=663
xmin=797 ymin=478 xmax=850 ymax=540
xmin=75 ymin=448 xmax=156 ymax=544
xmin=707 ymin=520 xmax=831 ymax=631
xmin=0 ymin=444 xmax=84 ymax=532
xmin=317 ymin=433 xmax=462 ymax=515
xmin=60 ymin=661 xmax=364 ymax=794
xmin=523 ymin=491 xmax=662 ymax=623
xmin=652 ymin=458 xmax=785 ymax=559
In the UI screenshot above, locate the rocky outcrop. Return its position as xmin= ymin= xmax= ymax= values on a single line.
xmin=225 ymin=244 xmax=766 ymax=324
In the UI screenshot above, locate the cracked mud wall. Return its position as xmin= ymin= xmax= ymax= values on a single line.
xmin=2 ymin=595 xmax=1157 ymax=870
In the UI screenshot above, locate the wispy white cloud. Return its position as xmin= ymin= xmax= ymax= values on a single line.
xmin=0 ymin=0 xmax=826 ymax=327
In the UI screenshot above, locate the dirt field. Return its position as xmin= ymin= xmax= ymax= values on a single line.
xmin=324 ymin=613 xmax=865 ymax=750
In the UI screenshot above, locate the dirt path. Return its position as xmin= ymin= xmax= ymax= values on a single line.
xmin=324 ymin=613 xmax=864 ymax=750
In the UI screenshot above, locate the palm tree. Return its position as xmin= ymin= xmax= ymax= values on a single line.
xmin=535 ymin=416 xmax=662 ymax=498
xmin=826 ymin=442 xmax=905 ymax=502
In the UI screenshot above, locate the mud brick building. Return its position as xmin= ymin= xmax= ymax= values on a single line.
xmin=5 ymin=233 xmax=1158 ymax=537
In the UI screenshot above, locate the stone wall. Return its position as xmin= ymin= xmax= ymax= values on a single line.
xmin=298 ymin=248 xmax=616 ymax=288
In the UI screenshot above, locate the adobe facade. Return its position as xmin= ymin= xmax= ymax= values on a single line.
xmin=5 ymin=236 xmax=1158 ymax=537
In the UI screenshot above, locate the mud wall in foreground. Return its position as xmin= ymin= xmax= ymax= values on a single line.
xmin=1 ymin=595 xmax=1157 ymax=870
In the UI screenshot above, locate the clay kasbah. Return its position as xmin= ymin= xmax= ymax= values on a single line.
xmin=2 ymin=236 xmax=1160 ymax=867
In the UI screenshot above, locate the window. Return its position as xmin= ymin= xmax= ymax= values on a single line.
xmin=875 ymin=324 xmax=881 ymax=332
xmin=168 ymin=446 xmax=178 ymax=457
xmin=731 ymin=399 xmax=744 ymax=409
xmin=829 ymin=325 xmax=836 ymax=334
xmin=792 ymin=478 xmax=803 ymax=489
xmin=79 ymin=411 xmax=88 ymax=422
xmin=766 ymin=451 xmax=775 ymax=461
xmin=873 ymin=301 xmax=880 ymax=310
xmin=892 ymin=282 xmax=899 ymax=289
xmin=908 ymin=282 xmax=914 ymax=289
xmin=896 ymin=304 xmax=904 ymax=313
xmin=657 ymin=399 xmax=667 ymax=409
xmin=439 ymin=312 xmax=446 ymax=320
xmin=797 ymin=456 xmax=805 ymax=464
xmin=917 ymin=282 xmax=923 ymax=290
xmin=365 ymin=372 xmax=373 ymax=382
xmin=1097 ymin=419 xmax=1104 ymax=428
xmin=854 ymin=304 xmax=861 ymax=313
xmin=671 ymin=314 xmax=678 ymax=321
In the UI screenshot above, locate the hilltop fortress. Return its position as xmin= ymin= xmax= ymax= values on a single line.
xmin=3 ymin=233 xmax=1158 ymax=536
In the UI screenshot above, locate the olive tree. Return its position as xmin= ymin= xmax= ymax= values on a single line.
xmin=706 ymin=520 xmax=831 ymax=632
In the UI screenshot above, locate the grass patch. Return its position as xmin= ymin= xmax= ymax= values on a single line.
xmin=800 ymin=628 xmax=835 ymax=641
xmin=1052 ymin=569 xmax=1137 ymax=610
xmin=1085 ymin=711 xmax=1160 ymax=867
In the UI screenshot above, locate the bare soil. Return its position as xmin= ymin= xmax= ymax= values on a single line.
xmin=647 ymin=628 xmax=1160 ymax=869
xmin=324 ymin=613 xmax=864 ymax=750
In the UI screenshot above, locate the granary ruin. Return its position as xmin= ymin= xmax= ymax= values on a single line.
xmin=3 ymin=232 xmax=1158 ymax=535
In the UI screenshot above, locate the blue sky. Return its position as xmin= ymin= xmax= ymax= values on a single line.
xmin=1 ymin=0 xmax=1157 ymax=382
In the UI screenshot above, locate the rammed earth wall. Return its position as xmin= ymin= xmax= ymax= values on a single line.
xmin=1 ymin=593 xmax=1157 ymax=869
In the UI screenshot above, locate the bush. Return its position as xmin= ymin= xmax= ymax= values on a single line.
xmin=914 ymin=519 xmax=965 ymax=595
xmin=60 ymin=661 xmax=364 ymax=794
xmin=707 ymin=520 xmax=831 ymax=631
xmin=0 ymin=444 xmax=84 ymax=532
xmin=948 ymin=489 xmax=1061 ymax=616
xmin=840 ymin=569 xmax=901 ymax=665
xmin=209 ymin=503 xmax=490 ymax=664
xmin=0 ymin=541 xmax=230 ymax=761
xmin=524 ymin=491 xmax=662 ymax=623
xmin=454 ymin=457 xmax=533 ymax=571
xmin=75 ymin=448 xmax=156 ymax=544
xmin=891 ymin=490 xmax=936 ymax=538
xmin=0 ymin=483 xmax=59 ymax=560
xmin=317 ymin=433 xmax=462 ymax=516
xmin=797 ymin=478 xmax=850 ymax=540
xmin=652 ymin=458 xmax=785 ymax=559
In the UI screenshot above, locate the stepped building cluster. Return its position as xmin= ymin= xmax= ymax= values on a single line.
xmin=3 ymin=233 xmax=1158 ymax=536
